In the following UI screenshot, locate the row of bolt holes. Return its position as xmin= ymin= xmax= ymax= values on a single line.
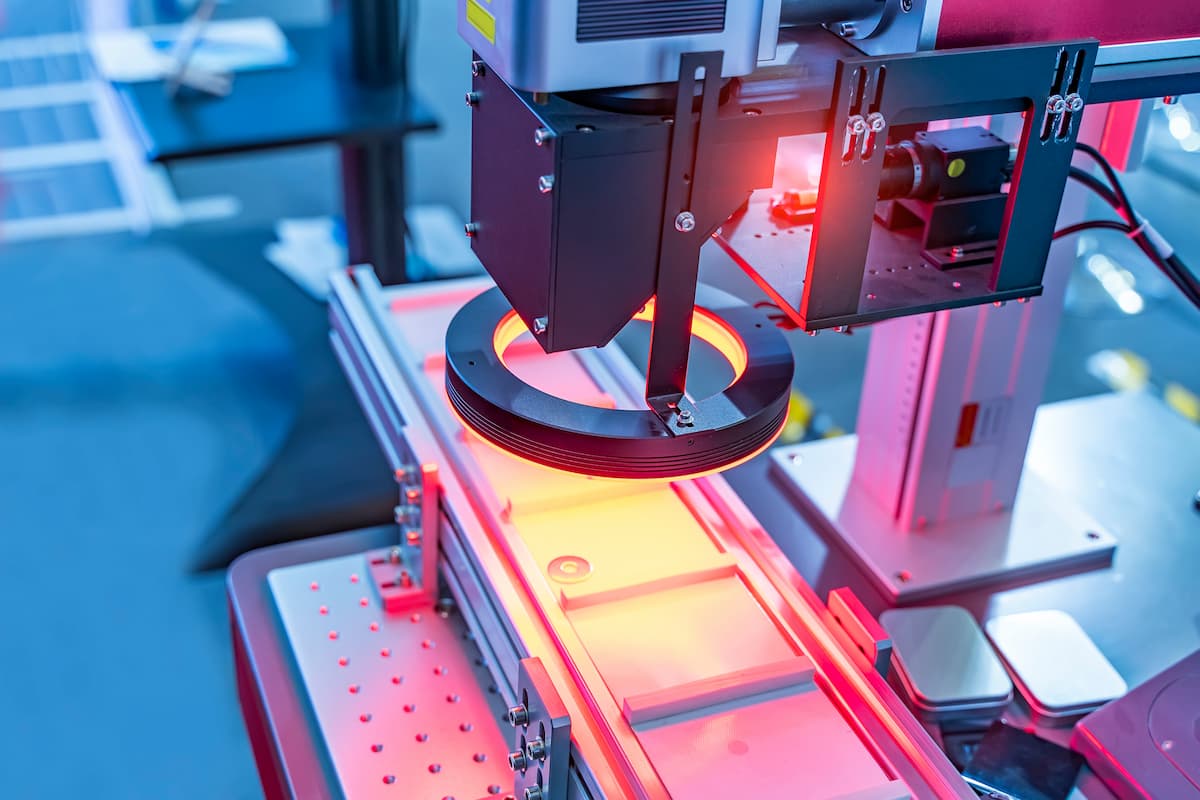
xmin=309 ymin=577 xmax=505 ymax=791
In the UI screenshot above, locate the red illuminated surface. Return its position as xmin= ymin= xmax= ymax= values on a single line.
xmin=492 ymin=297 xmax=749 ymax=390
xmin=936 ymin=0 xmax=1200 ymax=48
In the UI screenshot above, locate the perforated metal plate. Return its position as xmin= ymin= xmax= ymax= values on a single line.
xmin=269 ymin=553 xmax=514 ymax=799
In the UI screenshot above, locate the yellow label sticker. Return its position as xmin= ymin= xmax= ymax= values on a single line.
xmin=947 ymin=157 xmax=966 ymax=178
xmin=466 ymin=0 xmax=495 ymax=44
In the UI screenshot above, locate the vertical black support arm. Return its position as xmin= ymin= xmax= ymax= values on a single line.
xmin=644 ymin=51 xmax=724 ymax=413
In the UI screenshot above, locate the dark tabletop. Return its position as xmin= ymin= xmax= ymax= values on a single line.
xmin=115 ymin=25 xmax=438 ymax=162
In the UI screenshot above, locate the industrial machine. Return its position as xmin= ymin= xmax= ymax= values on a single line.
xmin=228 ymin=2 xmax=1200 ymax=798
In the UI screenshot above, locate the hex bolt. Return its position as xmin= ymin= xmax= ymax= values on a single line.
xmin=533 ymin=127 xmax=555 ymax=147
xmin=537 ymin=174 xmax=555 ymax=194
xmin=677 ymin=409 xmax=695 ymax=427
xmin=525 ymin=737 xmax=547 ymax=761
xmin=464 ymin=222 xmax=479 ymax=238
xmin=507 ymin=750 xmax=528 ymax=771
xmin=471 ymin=59 xmax=486 ymax=77
xmin=674 ymin=211 xmax=696 ymax=233
xmin=533 ymin=316 xmax=548 ymax=334
xmin=524 ymin=787 xmax=544 ymax=800
xmin=506 ymin=704 xmax=529 ymax=727
xmin=465 ymin=91 xmax=481 ymax=107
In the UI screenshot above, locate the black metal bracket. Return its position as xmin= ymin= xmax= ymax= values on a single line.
xmin=801 ymin=39 xmax=1099 ymax=328
xmin=645 ymin=51 xmax=725 ymax=418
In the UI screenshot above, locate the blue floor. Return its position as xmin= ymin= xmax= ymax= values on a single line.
xmin=0 ymin=238 xmax=296 ymax=798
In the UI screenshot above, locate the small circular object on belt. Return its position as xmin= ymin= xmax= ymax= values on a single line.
xmin=444 ymin=286 xmax=793 ymax=479
xmin=548 ymin=556 xmax=592 ymax=584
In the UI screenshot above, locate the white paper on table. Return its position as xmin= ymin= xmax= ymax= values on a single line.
xmin=90 ymin=18 xmax=293 ymax=83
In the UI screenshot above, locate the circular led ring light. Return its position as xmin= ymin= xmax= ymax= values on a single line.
xmin=444 ymin=287 xmax=794 ymax=479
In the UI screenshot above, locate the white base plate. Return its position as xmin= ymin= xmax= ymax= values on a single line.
xmin=772 ymin=434 xmax=1117 ymax=603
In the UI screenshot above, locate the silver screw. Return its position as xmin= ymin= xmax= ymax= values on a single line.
xmin=533 ymin=127 xmax=555 ymax=146
xmin=537 ymin=174 xmax=555 ymax=194
xmin=464 ymin=222 xmax=480 ymax=238
xmin=949 ymin=245 xmax=965 ymax=258
xmin=506 ymin=704 xmax=529 ymax=726
xmin=837 ymin=22 xmax=857 ymax=37
xmin=465 ymin=91 xmax=481 ymax=107
xmin=1046 ymin=94 xmax=1066 ymax=115
xmin=525 ymin=737 xmax=547 ymax=761
xmin=1065 ymin=93 xmax=1084 ymax=112
xmin=524 ymin=787 xmax=544 ymax=800
xmin=847 ymin=115 xmax=867 ymax=136
xmin=900 ymin=0 xmax=913 ymax=11
xmin=471 ymin=59 xmax=486 ymax=77
xmin=677 ymin=409 xmax=695 ymax=427
xmin=674 ymin=211 xmax=696 ymax=233
xmin=866 ymin=112 xmax=886 ymax=132
xmin=507 ymin=750 xmax=528 ymax=771
xmin=533 ymin=316 xmax=548 ymax=334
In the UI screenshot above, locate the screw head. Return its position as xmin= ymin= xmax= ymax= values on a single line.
xmin=506 ymin=704 xmax=529 ymax=727
xmin=674 ymin=211 xmax=696 ymax=233
xmin=507 ymin=750 xmax=528 ymax=771
xmin=464 ymin=222 xmax=479 ymax=238
xmin=537 ymin=174 xmax=555 ymax=194
xmin=677 ymin=409 xmax=695 ymax=427
xmin=533 ymin=127 xmax=554 ymax=146
xmin=532 ymin=316 xmax=548 ymax=334
xmin=900 ymin=0 xmax=913 ymax=11
xmin=465 ymin=91 xmax=481 ymax=107
xmin=836 ymin=21 xmax=857 ymax=37
xmin=1046 ymin=94 xmax=1066 ymax=114
xmin=525 ymin=737 xmax=547 ymax=761
xmin=471 ymin=59 xmax=486 ymax=77
xmin=848 ymin=115 xmax=867 ymax=135
xmin=524 ymin=787 xmax=544 ymax=800
xmin=1065 ymin=93 xmax=1084 ymax=112
xmin=866 ymin=112 xmax=886 ymax=132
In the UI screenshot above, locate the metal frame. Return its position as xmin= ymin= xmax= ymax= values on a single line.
xmin=800 ymin=39 xmax=1097 ymax=328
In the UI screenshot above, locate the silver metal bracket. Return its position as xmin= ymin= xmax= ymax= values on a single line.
xmin=507 ymin=658 xmax=570 ymax=800
xmin=366 ymin=462 xmax=440 ymax=611
xmin=827 ymin=587 xmax=892 ymax=678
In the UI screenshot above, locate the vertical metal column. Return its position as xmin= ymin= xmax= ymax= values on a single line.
xmin=851 ymin=110 xmax=1106 ymax=529
xmin=340 ymin=0 xmax=410 ymax=285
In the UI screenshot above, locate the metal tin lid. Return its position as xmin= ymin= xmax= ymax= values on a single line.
xmin=985 ymin=610 xmax=1126 ymax=718
xmin=882 ymin=606 xmax=1013 ymax=712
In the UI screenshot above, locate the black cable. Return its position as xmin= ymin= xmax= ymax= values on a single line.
xmin=1054 ymin=220 xmax=1200 ymax=307
xmin=1068 ymin=167 xmax=1122 ymax=212
xmin=1074 ymin=142 xmax=1136 ymax=222
xmin=1052 ymin=219 xmax=1131 ymax=240
xmin=1069 ymin=142 xmax=1200 ymax=309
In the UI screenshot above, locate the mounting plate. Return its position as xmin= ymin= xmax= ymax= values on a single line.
xmin=771 ymin=436 xmax=1116 ymax=603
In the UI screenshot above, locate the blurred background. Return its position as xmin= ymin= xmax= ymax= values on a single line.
xmin=0 ymin=0 xmax=1196 ymax=797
